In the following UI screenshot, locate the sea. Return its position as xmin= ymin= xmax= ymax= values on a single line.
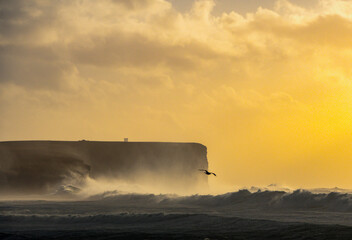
xmin=1 ymin=186 xmax=352 ymax=239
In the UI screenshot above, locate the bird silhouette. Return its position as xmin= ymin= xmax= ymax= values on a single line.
xmin=199 ymin=169 xmax=216 ymax=176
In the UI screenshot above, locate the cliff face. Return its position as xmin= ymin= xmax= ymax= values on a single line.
xmin=0 ymin=141 xmax=208 ymax=194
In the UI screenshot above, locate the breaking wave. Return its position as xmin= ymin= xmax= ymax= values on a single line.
xmin=88 ymin=189 xmax=352 ymax=212
xmin=3 ymin=188 xmax=352 ymax=237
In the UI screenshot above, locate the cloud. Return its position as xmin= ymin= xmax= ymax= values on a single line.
xmin=69 ymin=31 xmax=218 ymax=70
xmin=111 ymin=0 xmax=163 ymax=10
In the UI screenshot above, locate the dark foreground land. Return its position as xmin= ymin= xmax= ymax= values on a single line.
xmin=1 ymin=213 xmax=352 ymax=240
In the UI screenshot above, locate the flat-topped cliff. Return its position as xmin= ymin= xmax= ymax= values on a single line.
xmin=0 ymin=141 xmax=208 ymax=195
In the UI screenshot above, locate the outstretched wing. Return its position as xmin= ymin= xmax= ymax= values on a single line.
xmin=211 ymin=172 xmax=216 ymax=176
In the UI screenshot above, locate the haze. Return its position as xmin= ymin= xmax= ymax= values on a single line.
xmin=1 ymin=0 xmax=352 ymax=191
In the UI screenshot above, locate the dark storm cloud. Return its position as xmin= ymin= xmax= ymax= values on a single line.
xmin=0 ymin=44 xmax=73 ymax=89
xmin=2 ymin=0 xmax=352 ymax=93
xmin=0 ymin=0 xmax=60 ymax=41
xmin=246 ymin=14 xmax=352 ymax=48
xmin=0 ymin=0 xmax=219 ymax=91
xmin=0 ymin=0 xmax=73 ymax=89
xmin=111 ymin=0 xmax=156 ymax=10
xmin=69 ymin=32 xmax=218 ymax=69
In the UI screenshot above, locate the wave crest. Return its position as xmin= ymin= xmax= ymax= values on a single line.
xmin=90 ymin=189 xmax=352 ymax=212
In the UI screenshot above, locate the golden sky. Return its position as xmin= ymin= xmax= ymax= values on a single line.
xmin=1 ymin=0 xmax=352 ymax=189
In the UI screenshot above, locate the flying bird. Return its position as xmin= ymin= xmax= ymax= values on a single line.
xmin=199 ymin=169 xmax=216 ymax=176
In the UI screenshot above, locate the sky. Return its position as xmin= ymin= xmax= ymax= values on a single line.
xmin=1 ymin=0 xmax=352 ymax=190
